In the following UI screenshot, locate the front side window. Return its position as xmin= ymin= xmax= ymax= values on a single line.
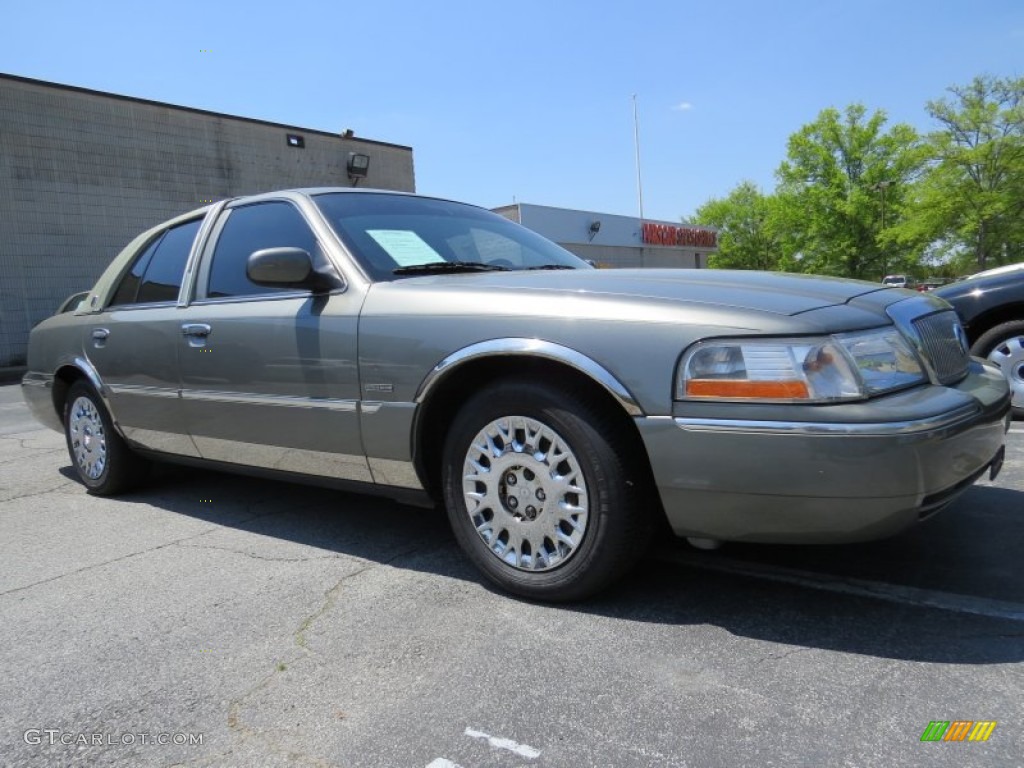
xmin=109 ymin=219 xmax=202 ymax=306
xmin=312 ymin=193 xmax=588 ymax=282
xmin=205 ymin=201 xmax=319 ymax=298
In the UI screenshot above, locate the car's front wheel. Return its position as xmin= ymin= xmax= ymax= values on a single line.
xmin=971 ymin=320 xmax=1024 ymax=418
xmin=64 ymin=380 xmax=149 ymax=495
xmin=442 ymin=380 xmax=652 ymax=601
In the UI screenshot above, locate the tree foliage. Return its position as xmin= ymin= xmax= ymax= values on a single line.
xmin=686 ymin=75 xmax=1024 ymax=279
xmin=692 ymin=182 xmax=785 ymax=270
xmin=908 ymin=75 xmax=1024 ymax=270
xmin=774 ymin=105 xmax=926 ymax=279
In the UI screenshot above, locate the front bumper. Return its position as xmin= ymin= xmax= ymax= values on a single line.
xmin=638 ymin=360 xmax=1011 ymax=544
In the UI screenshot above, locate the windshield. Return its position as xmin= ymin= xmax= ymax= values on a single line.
xmin=312 ymin=193 xmax=589 ymax=281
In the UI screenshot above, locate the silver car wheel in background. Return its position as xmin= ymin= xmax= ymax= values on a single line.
xmin=69 ymin=395 xmax=107 ymax=480
xmin=986 ymin=334 xmax=1024 ymax=410
xmin=462 ymin=415 xmax=589 ymax=571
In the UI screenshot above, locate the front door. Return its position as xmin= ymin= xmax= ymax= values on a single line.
xmin=176 ymin=199 xmax=368 ymax=481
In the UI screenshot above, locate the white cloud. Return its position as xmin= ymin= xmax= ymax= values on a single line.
xmin=672 ymin=101 xmax=693 ymax=111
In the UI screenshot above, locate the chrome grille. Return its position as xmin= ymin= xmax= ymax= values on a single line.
xmin=913 ymin=310 xmax=970 ymax=385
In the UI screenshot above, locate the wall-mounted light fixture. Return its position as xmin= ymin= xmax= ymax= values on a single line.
xmin=286 ymin=133 xmax=305 ymax=148
xmin=588 ymin=220 xmax=602 ymax=242
xmin=347 ymin=152 xmax=370 ymax=186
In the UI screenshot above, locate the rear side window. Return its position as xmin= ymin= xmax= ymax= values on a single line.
xmin=109 ymin=219 xmax=202 ymax=306
xmin=206 ymin=202 xmax=319 ymax=298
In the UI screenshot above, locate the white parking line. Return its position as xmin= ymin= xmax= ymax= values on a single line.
xmin=464 ymin=728 xmax=541 ymax=759
xmin=426 ymin=760 xmax=464 ymax=768
xmin=662 ymin=549 xmax=1024 ymax=622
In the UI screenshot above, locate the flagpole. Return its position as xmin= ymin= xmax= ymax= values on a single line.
xmin=632 ymin=94 xmax=645 ymax=223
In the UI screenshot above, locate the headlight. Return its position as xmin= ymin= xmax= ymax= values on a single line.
xmin=677 ymin=327 xmax=926 ymax=402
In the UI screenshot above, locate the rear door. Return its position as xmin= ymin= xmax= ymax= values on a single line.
xmin=176 ymin=198 xmax=369 ymax=481
xmin=84 ymin=217 xmax=203 ymax=456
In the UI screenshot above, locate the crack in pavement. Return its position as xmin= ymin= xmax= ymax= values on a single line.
xmin=0 ymin=448 xmax=65 ymax=465
xmin=0 ymin=481 xmax=76 ymax=503
xmin=0 ymin=433 xmax=58 ymax=450
xmin=754 ymin=647 xmax=814 ymax=666
xmin=173 ymin=541 xmax=346 ymax=564
xmin=224 ymin=545 xmax=425 ymax=766
xmin=0 ymin=505 xmax=293 ymax=599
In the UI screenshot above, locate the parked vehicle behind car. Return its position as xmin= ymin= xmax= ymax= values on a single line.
xmin=935 ymin=262 xmax=1024 ymax=417
xmin=21 ymin=189 xmax=1012 ymax=600
xmin=882 ymin=274 xmax=909 ymax=288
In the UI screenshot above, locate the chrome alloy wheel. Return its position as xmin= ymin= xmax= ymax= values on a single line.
xmin=462 ymin=416 xmax=589 ymax=572
xmin=69 ymin=396 xmax=107 ymax=480
xmin=987 ymin=335 xmax=1024 ymax=411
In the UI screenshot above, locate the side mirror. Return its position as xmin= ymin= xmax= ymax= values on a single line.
xmin=247 ymin=247 xmax=315 ymax=286
xmin=247 ymin=247 xmax=344 ymax=293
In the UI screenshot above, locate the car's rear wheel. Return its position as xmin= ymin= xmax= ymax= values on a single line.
xmin=971 ymin=320 xmax=1024 ymax=418
xmin=441 ymin=380 xmax=652 ymax=601
xmin=64 ymin=380 xmax=149 ymax=495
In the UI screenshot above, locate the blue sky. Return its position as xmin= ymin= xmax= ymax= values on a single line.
xmin=3 ymin=1 xmax=1022 ymax=222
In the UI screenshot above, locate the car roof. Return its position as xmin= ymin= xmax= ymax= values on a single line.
xmin=174 ymin=187 xmax=486 ymax=221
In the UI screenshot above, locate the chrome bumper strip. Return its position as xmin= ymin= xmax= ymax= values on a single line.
xmin=674 ymin=404 xmax=979 ymax=437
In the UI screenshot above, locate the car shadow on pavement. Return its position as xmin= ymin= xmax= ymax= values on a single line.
xmin=59 ymin=463 xmax=1024 ymax=667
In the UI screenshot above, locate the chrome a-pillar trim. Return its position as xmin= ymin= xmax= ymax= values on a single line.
xmin=674 ymin=403 xmax=979 ymax=437
xmin=415 ymin=338 xmax=644 ymax=417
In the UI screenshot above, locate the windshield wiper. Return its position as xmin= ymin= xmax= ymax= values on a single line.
xmin=524 ymin=264 xmax=576 ymax=270
xmin=393 ymin=261 xmax=509 ymax=275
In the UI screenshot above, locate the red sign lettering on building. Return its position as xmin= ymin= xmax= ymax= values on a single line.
xmin=642 ymin=222 xmax=717 ymax=248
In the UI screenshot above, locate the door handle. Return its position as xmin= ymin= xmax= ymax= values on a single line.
xmin=181 ymin=324 xmax=212 ymax=337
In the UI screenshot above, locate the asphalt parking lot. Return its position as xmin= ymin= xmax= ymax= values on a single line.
xmin=1 ymin=381 xmax=1022 ymax=767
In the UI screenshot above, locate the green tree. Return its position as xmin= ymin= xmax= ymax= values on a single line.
xmin=775 ymin=104 xmax=927 ymax=279
xmin=908 ymin=75 xmax=1024 ymax=271
xmin=692 ymin=182 xmax=785 ymax=270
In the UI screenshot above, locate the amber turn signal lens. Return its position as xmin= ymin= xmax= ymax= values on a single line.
xmin=686 ymin=379 xmax=810 ymax=399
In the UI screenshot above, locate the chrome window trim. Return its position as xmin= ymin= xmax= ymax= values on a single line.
xmin=191 ymin=198 xmax=346 ymax=303
xmin=674 ymin=403 xmax=978 ymax=436
xmin=97 ymin=300 xmax=180 ymax=313
xmin=415 ymin=338 xmax=644 ymax=417
xmin=186 ymin=291 xmax=331 ymax=307
xmin=178 ymin=200 xmax=230 ymax=308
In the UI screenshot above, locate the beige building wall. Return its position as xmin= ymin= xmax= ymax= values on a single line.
xmin=0 ymin=73 xmax=415 ymax=367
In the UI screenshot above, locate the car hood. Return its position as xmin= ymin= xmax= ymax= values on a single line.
xmin=377 ymin=268 xmax=894 ymax=317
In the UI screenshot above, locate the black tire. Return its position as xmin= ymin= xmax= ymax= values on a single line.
xmin=441 ymin=380 xmax=653 ymax=601
xmin=64 ymin=380 xmax=149 ymax=495
xmin=970 ymin=320 xmax=1024 ymax=418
